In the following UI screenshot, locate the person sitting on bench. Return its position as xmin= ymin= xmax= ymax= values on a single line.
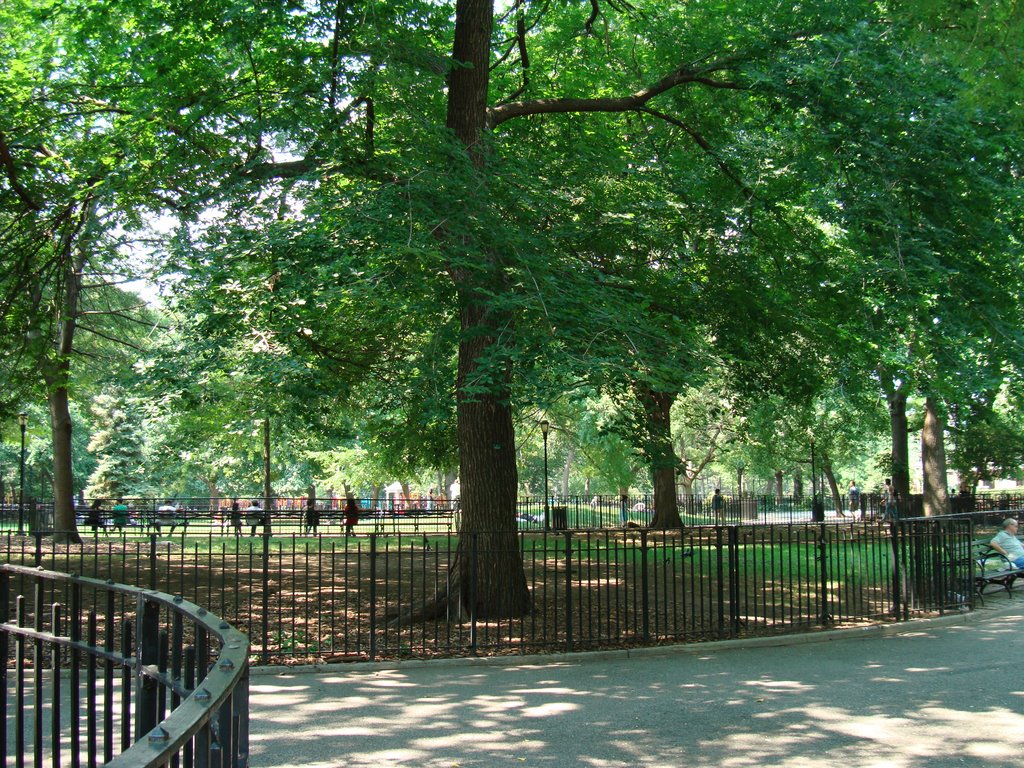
xmin=989 ymin=518 xmax=1024 ymax=569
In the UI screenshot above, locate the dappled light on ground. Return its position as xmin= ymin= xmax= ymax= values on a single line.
xmin=249 ymin=609 xmax=1024 ymax=767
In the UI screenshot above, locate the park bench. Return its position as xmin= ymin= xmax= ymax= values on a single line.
xmin=973 ymin=540 xmax=1024 ymax=601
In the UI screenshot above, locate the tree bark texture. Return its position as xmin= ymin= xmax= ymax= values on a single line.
xmin=444 ymin=0 xmax=529 ymax=618
xmin=48 ymin=386 xmax=79 ymax=542
xmin=560 ymin=444 xmax=575 ymax=496
xmin=888 ymin=387 xmax=911 ymax=504
xmin=636 ymin=386 xmax=681 ymax=529
xmin=922 ymin=396 xmax=950 ymax=517
xmin=454 ymin=303 xmax=530 ymax=616
xmin=822 ymin=453 xmax=843 ymax=516
xmin=45 ymin=230 xmax=88 ymax=543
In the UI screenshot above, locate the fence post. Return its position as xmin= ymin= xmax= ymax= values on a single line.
xmin=69 ymin=582 xmax=82 ymax=766
xmin=261 ymin=532 xmax=271 ymax=665
xmin=640 ymin=529 xmax=650 ymax=643
xmin=890 ymin=521 xmax=904 ymax=621
xmin=51 ymin=604 xmax=62 ymax=767
xmin=368 ymin=534 xmax=377 ymax=662
xmin=714 ymin=527 xmax=725 ymax=637
xmin=33 ymin=579 xmax=44 ymax=761
xmin=817 ymin=524 xmax=831 ymax=624
xmin=728 ymin=526 xmax=740 ymax=638
xmin=136 ymin=597 xmax=161 ymax=739
xmin=33 ymin=515 xmax=42 ymax=566
xmin=565 ymin=531 xmax=574 ymax=652
xmin=0 ymin=572 xmax=6 ymax=764
xmin=149 ymin=534 xmax=158 ymax=591
xmin=469 ymin=533 xmax=478 ymax=653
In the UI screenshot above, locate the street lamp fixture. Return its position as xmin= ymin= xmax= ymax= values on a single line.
xmin=540 ymin=420 xmax=550 ymax=530
xmin=18 ymin=412 xmax=27 ymax=535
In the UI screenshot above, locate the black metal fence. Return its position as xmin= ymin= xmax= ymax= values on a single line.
xmin=4 ymin=492 xmax=1023 ymax=535
xmin=1 ymin=516 xmax=976 ymax=665
xmin=1 ymin=564 xmax=250 ymax=768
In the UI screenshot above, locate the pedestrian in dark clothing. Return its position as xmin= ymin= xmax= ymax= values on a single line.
xmin=86 ymin=499 xmax=105 ymax=531
xmin=344 ymin=495 xmax=359 ymax=536
xmin=304 ymin=496 xmax=320 ymax=535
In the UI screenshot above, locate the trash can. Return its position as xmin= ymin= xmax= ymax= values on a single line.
xmin=551 ymin=506 xmax=568 ymax=530
xmin=811 ymin=499 xmax=825 ymax=522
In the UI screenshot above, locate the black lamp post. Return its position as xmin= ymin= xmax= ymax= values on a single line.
xmin=540 ymin=420 xmax=550 ymax=530
xmin=810 ymin=436 xmax=824 ymax=522
xmin=18 ymin=411 xmax=27 ymax=534
xmin=809 ymin=437 xmax=816 ymax=501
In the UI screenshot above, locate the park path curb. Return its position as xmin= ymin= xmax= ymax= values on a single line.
xmin=249 ymin=598 xmax=1023 ymax=678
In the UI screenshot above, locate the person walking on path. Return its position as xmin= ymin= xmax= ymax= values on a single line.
xmin=847 ymin=481 xmax=859 ymax=519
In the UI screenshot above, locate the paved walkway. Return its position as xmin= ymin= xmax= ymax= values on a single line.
xmin=249 ymin=604 xmax=1024 ymax=767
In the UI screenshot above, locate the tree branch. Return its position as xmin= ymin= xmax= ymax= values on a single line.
xmin=638 ymin=107 xmax=753 ymax=199
xmin=0 ymin=131 xmax=42 ymax=211
xmin=76 ymin=324 xmax=147 ymax=352
xmin=78 ymin=309 xmax=167 ymax=330
xmin=487 ymin=63 xmax=744 ymax=128
xmin=584 ymin=0 xmax=600 ymax=36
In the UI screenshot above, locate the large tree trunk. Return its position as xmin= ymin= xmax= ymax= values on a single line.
xmin=48 ymin=385 xmax=79 ymax=542
xmin=922 ymin=396 xmax=950 ymax=517
xmin=45 ymin=224 xmax=88 ymax=543
xmin=446 ymin=0 xmax=529 ymax=618
xmin=821 ymin=452 xmax=843 ymax=517
xmin=559 ymin=444 xmax=575 ymax=496
xmin=774 ymin=470 xmax=784 ymax=502
xmin=888 ymin=386 xmax=911 ymax=505
xmin=636 ymin=386 xmax=681 ymax=529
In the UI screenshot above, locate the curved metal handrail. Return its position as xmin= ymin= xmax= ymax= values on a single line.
xmin=1 ymin=563 xmax=250 ymax=768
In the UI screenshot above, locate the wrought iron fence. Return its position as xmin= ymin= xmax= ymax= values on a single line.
xmin=4 ymin=491 xmax=1023 ymax=534
xmin=1 ymin=564 xmax=250 ymax=768
xmin=1 ymin=517 xmax=975 ymax=665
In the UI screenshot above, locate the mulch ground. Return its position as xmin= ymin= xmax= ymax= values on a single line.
xmin=3 ymin=527 xmax=908 ymax=665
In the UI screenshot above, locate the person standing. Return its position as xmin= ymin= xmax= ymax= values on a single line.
xmin=343 ymin=494 xmax=360 ymax=536
xmin=86 ymin=499 xmax=105 ymax=531
xmin=230 ymin=498 xmax=242 ymax=536
xmin=304 ymin=495 xmax=319 ymax=535
xmin=882 ymin=479 xmax=898 ymax=521
xmin=847 ymin=481 xmax=860 ymax=519
xmin=712 ymin=488 xmax=725 ymax=525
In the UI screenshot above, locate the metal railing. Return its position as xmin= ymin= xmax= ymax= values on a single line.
xmin=1 ymin=564 xmax=250 ymax=768
xmin=1 ymin=516 xmax=975 ymax=664
xmin=5 ymin=491 xmax=1023 ymax=534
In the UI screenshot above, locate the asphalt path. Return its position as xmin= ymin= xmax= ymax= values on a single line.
xmin=249 ymin=604 xmax=1024 ymax=767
